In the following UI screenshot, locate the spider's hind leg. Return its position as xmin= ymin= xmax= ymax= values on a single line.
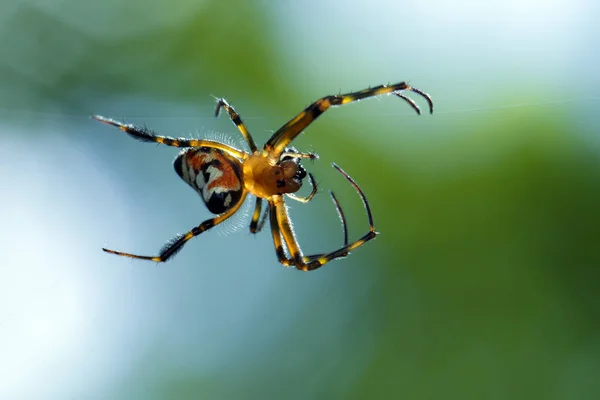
xmin=103 ymin=192 xmax=249 ymax=262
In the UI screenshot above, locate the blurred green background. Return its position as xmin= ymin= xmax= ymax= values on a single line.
xmin=1 ymin=0 xmax=599 ymax=399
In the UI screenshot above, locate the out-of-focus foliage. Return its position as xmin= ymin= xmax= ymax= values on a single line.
xmin=0 ymin=0 xmax=290 ymax=116
xmin=1 ymin=1 xmax=599 ymax=399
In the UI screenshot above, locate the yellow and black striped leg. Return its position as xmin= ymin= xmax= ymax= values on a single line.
xmin=263 ymin=81 xmax=434 ymax=158
xmin=270 ymin=195 xmax=326 ymax=269
xmin=298 ymin=163 xmax=377 ymax=270
xmin=267 ymin=198 xmax=294 ymax=267
xmin=92 ymin=115 xmax=247 ymax=159
xmin=103 ymin=192 xmax=248 ymax=262
xmin=249 ymin=197 xmax=269 ymax=234
xmin=301 ymin=227 xmax=376 ymax=270
xmin=295 ymin=189 xmax=350 ymax=261
xmin=270 ymin=163 xmax=376 ymax=271
xmin=214 ymin=97 xmax=258 ymax=152
xmin=256 ymin=206 xmax=269 ymax=233
xmin=270 ymin=194 xmax=330 ymax=271
xmin=286 ymin=173 xmax=317 ymax=203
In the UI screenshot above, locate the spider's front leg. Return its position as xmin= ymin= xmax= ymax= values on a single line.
xmin=268 ymin=163 xmax=375 ymax=271
xmin=92 ymin=115 xmax=248 ymax=159
xmin=262 ymin=81 xmax=434 ymax=159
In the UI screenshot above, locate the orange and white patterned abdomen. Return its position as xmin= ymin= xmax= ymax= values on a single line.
xmin=174 ymin=147 xmax=243 ymax=214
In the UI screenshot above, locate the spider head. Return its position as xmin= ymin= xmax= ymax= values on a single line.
xmin=276 ymin=149 xmax=307 ymax=193
xmin=241 ymin=148 xmax=310 ymax=198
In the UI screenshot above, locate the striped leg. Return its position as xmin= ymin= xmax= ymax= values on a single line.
xmin=301 ymin=163 xmax=376 ymax=269
xmin=249 ymin=198 xmax=269 ymax=234
xmin=288 ymin=190 xmax=351 ymax=264
xmin=214 ymin=98 xmax=258 ymax=153
xmin=262 ymin=82 xmax=434 ymax=159
xmin=300 ymin=230 xmax=376 ymax=270
xmin=268 ymin=199 xmax=294 ymax=267
xmin=270 ymin=195 xmax=303 ymax=263
xmin=269 ymin=163 xmax=376 ymax=271
xmin=92 ymin=115 xmax=247 ymax=159
xmin=103 ymin=192 xmax=248 ymax=262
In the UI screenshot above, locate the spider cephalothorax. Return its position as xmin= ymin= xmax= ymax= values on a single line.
xmin=93 ymin=81 xmax=433 ymax=271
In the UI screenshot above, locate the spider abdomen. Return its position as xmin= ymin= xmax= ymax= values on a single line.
xmin=174 ymin=147 xmax=243 ymax=214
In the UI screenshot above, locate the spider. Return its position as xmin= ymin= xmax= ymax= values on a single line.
xmin=93 ymin=81 xmax=433 ymax=271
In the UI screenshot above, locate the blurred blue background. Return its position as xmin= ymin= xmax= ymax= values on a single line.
xmin=1 ymin=0 xmax=599 ymax=399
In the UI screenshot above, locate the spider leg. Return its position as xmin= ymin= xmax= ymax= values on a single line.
xmin=255 ymin=204 xmax=269 ymax=233
xmin=249 ymin=197 xmax=262 ymax=233
xmin=267 ymin=199 xmax=294 ymax=267
xmin=250 ymin=197 xmax=271 ymax=234
xmin=249 ymin=197 xmax=269 ymax=234
xmin=286 ymin=173 xmax=317 ymax=203
xmin=269 ymin=195 xmax=323 ymax=269
xmin=103 ymin=192 xmax=249 ymax=262
xmin=283 ymin=175 xmax=348 ymax=246
xmin=262 ymin=82 xmax=433 ymax=159
xmin=92 ymin=115 xmax=247 ymax=159
xmin=269 ymin=163 xmax=376 ymax=271
xmin=279 ymin=150 xmax=319 ymax=161
xmin=295 ymin=189 xmax=350 ymax=264
xmin=329 ymin=190 xmax=349 ymax=247
xmin=214 ymin=97 xmax=258 ymax=153
xmin=300 ymin=163 xmax=376 ymax=270
xmin=394 ymin=93 xmax=422 ymax=115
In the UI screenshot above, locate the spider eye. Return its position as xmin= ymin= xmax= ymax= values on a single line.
xmin=296 ymin=165 xmax=307 ymax=180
